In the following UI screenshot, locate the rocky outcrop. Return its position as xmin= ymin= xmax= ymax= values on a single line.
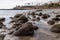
xmin=12 ymin=22 xmax=38 ymax=36
xmin=14 ymin=14 xmax=22 ymax=18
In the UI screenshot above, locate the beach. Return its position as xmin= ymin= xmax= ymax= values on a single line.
xmin=0 ymin=9 xmax=60 ymax=40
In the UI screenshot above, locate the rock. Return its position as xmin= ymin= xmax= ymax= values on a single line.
xmin=36 ymin=9 xmax=42 ymax=11
xmin=12 ymin=22 xmax=35 ymax=36
xmin=42 ymin=14 xmax=50 ymax=19
xmin=56 ymin=15 xmax=60 ymax=17
xmin=47 ymin=20 xmax=55 ymax=25
xmin=38 ymin=12 xmax=42 ymax=16
xmin=16 ymin=15 xmax=28 ymax=23
xmin=36 ymin=17 xmax=40 ymax=21
xmin=0 ymin=34 xmax=5 ymax=40
xmin=31 ymin=12 xmax=35 ymax=16
xmin=33 ymin=26 xmax=38 ymax=30
xmin=0 ymin=18 xmax=5 ymax=22
xmin=50 ymin=24 xmax=60 ymax=33
xmin=10 ymin=17 xmax=14 ymax=20
xmin=14 ymin=14 xmax=22 ymax=18
xmin=12 ymin=20 xmax=24 ymax=28
xmin=52 ymin=17 xmax=60 ymax=21
xmin=12 ymin=23 xmax=21 ymax=28
xmin=0 ymin=22 xmax=4 ymax=28
xmin=9 ymin=20 xmax=15 ymax=23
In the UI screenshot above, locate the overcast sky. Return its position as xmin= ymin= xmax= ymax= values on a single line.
xmin=0 ymin=0 xmax=59 ymax=9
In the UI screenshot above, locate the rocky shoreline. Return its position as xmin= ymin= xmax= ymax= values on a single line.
xmin=0 ymin=10 xmax=60 ymax=40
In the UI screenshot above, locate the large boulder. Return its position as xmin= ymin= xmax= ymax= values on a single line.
xmin=0 ymin=18 xmax=5 ymax=22
xmin=50 ymin=24 xmax=60 ymax=33
xmin=12 ymin=22 xmax=38 ymax=36
xmin=42 ymin=14 xmax=50 ymax=19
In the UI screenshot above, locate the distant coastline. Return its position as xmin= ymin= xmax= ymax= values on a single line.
xmin=12 ymin=2 xmax=60 ymax=10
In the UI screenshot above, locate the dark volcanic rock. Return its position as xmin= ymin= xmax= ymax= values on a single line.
xmin=42 ymin=14 xmax=50 ymax=19
xmin=47 ymin=20 xmax=55 ymax=25
xmin=0 ymin=34 xmax=5 ymax=40
xmin=50 ymin=24 xmax=60 ymax=33
xmin=0 ymin=18 xmax=5 ymax=22
xmin=52 ymin=17 xmax=60 ymax=21
xmin=12 ymin=22 xmax=36 ymax=36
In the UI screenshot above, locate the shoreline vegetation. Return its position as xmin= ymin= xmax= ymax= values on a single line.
xmin=12 ymin=2 xmax=60 ymax=10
